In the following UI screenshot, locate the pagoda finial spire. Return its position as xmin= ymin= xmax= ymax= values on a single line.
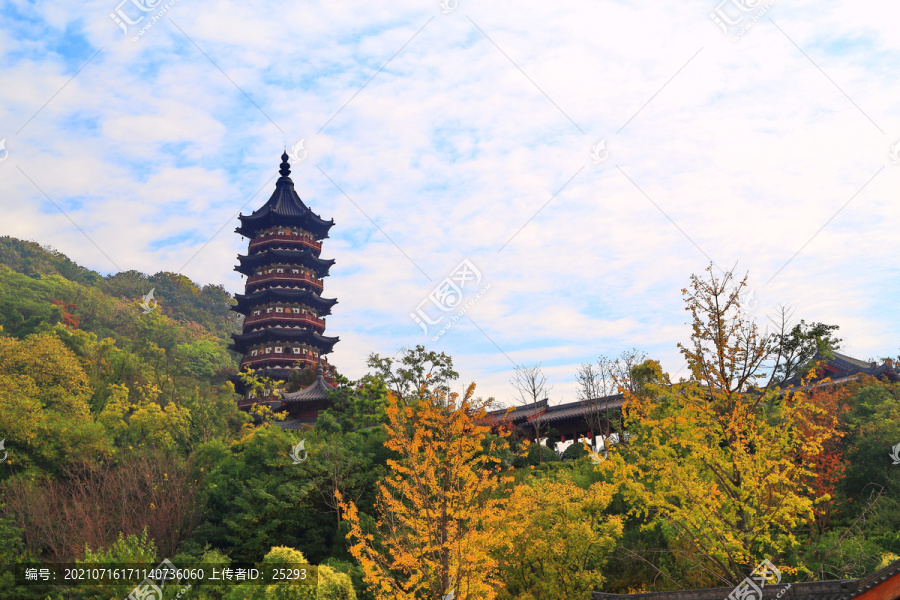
xmin=279 ymin=152 xmax=291 ymax=178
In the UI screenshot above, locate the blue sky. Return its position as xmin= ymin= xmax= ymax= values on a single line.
xmin=1 ymin=0 xmax=899 ymax=405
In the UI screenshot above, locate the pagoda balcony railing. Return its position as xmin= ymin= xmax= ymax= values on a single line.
xmin=247 ymin=272 xmax=324 ymax=291
xmin=243 ymin=312 xmax=325 ymax=329
xmin=240 ymin=355 xmax=330 ymax=369
xmin=249 ymin=234 xmax=322 ymax=253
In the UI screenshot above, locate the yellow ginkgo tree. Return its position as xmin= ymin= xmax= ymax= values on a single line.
xmin=496 ymin=475 xmax=623 ymax=600
xmin=601 ymin=265 xmax=839 ymax=588
xmin=338 ymin=383 xmax=513 ymax=600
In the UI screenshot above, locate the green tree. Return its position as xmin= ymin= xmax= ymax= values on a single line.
xmin=366 ymin=345 xmax=458 ymax=403
xmin=319 ymin=375 xmax=392 ymax=433
xmin=842 ymin=379 xmax=900 ymax=501
xmin=606 ymin=265 xmax=838 ymax=587
xmin=98 ymin=383 xmax=191 ymax=452
xmin=188 ymin=427 xmax=324 ymax=563
xmin=0 ymin=513 xmax=34 ymax=600
xmin=226 ymin=546 xmax=356 ymax=600
xmin=0 ymin=237 xmax=100 ymax=286
xmin=176 ymin=339 xmax=234 ymax=380
xmin=69 ymin=530 xmax=159 ymax=600
xmin=773 ymin=320 xmax=842 ymax=383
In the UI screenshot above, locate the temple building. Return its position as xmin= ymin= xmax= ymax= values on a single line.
xmin=229 ymin=152 xmax=339 ymax=409
xmin=487 ymin=351 xmax=898 ymax=452
xmin=780 ymin=350 xmax=898 ymax=387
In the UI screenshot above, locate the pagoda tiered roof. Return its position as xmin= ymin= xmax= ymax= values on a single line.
xmin=229 ymin=327 xmax=339 ymax=354
xmin=235 ymin=247 xmax=334 ymax=277
xmin=281 ymin=364 xmax=337 ymax=404
xmin=232 ymin=287 xmax=337 ymax=316
xmin=235 ymin=154 xmax=334 ymax=239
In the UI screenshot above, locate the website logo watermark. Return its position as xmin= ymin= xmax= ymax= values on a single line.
xmin=289 ymin=139 xmax=308 ymax=163
xmin=740 ymin=286 xmax=758 ymax=313
xmin=0 ymin=439 xmax=7 ymax=463
xmin=710 ymin=0 xmax=777 ymax=41
xmin=126 ymin=558 xmax=191 ymax=600
xmin=439 ymin=0 xmax=458 ymax=13
xmin=727 ymin=280 xmax=765 ymax=320
xmin=889 ymin=442 xmax=900 ymax=465
xmin=110 ymin=0 xmax=181 ymax=42
xmin=290 ymin=439 xmax=308 ymax=464
xmin=726 ymin=559 xmax=791 ymax=600
xmin=889 ymin=141 xmax=900 ymax=164
xmin=589 ymin=447 xmax=608 ymax=465
xmin=0 ymin=138 xmax=8 ymax=163
xmin=590 ymin=140 xmax=608 ymax=164
xmin=140 ymin=289 xmax=158 ymax=314
xmin=410 ymin=259 xmax=491 ymax=341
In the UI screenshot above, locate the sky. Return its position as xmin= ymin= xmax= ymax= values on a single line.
xmin=1 ymin=0 xmax=899 ymax=407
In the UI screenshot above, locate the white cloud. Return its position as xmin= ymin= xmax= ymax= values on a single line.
xmin=1 ymin=0 xmax=899 ymax=404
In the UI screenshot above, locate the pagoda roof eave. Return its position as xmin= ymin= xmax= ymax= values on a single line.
xmin=281 ymin=365 xmax=337 ymax=402
xmin=236 ymin=177 xmax=334 ymax=239
xmin=235 ymin=216 xmax=333 ymax=239
xmin=485 ymin=395 xmax=624 ymax=427
xmin=229 ymin=327 xmax=339 ymax=352
xmin=232 ymin=288 xmax=337 ymax=316
xmin=235 ymin=248 xmax=335 ymax=276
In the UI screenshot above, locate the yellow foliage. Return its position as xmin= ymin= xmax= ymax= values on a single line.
xmin=496 ymin=475 xmax=623 ymax=599
xmin=98 ymin=383 xmax=190 ymax=450
xmin=601 ymin=266 xmax=840 ymax=586
xmin=0 ymin=333 xmax=92 ymax=417
xmin=0 ymin=374 xmax=46 ymax=446
xmin=339 ymin=383 xmax=512 ymax=600
xmin=0 ymin=335 xmax=111 ymax=469
xmin=226 ymin=546 xmax=355 ymax=600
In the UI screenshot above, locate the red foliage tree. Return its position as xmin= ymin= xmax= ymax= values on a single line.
xmin=790 ymin=381 xmax=853 ymax=533
xmin=51 ymin=299 xmax=80 ymax=328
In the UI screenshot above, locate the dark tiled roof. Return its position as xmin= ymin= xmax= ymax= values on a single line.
xmin=592 ymin=558 xmax=900 ymax=600
xmin=780 ymin=351 xmax=897 ymax=388
xmin=488 ymin=395 xmax=623 ymax=427
xmin=233 ymin=287 xmax=337 ymax=315
xmin=281 ymin=364 xmax=336 ymax=403
xmin=832 ymin=351 xmax=876 ymax=370
xmin=488 ymin=398 xmax=548 ymax=421
xmin=596 ymin=581 xmax=852 ymax=600
xmin=229 ymin=326 xmax=338 ymax=353
xmin=855 ymin=557 xmax=900 ymax=597
xmin=826 ymin=352 xmax=896 ymax=381
xmin=276 ymin=417 xmax=317 ymax=430
xmin=235 ymin=247 xmax=334 ymax=277
xmin=542 ymin=397 xmax=623 ymax=423
xmin=236 ymin=154 xmax=334 ymax=239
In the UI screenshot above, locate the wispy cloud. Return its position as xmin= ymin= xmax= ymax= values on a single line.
xmin=1 ymin=0 xmax=899 ymax=404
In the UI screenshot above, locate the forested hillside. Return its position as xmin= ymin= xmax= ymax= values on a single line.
xmin=0 ymin=239 xmax=898 ymax=600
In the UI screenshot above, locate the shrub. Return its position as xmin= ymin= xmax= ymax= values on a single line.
xmin=513 ymin=443 xmax=560 ymax=468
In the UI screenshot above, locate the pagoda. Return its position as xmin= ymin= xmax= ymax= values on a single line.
xmin=230 ymin=152 xmax=339 ymax=399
